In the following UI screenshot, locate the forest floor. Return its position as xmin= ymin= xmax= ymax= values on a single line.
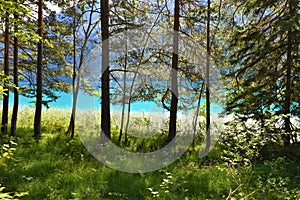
xmin=0 ymin=108 xmax=299 ymax=199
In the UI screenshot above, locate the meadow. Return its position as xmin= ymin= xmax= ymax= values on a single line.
xmin=0 ymin=108 xmax=299 ymax=199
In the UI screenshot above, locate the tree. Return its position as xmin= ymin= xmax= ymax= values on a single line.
xmin=34 ymin=0 xmax=44 ymax=138
xmin=224 ymin=0 xmax=300 ymax=145
xmin=11 ymin=12 xmax=19 ymax=136
xmin=282 ymin=0 xmax=297 ymax=145
xmin=67 ymin=0 xmax=77 ymax=138
xmin=64 ymin=0 xmax=101 ymax=138
xmin=1 ymin=0 xmax=43 ymax=136
xmin=205 ymin=0 xmax=211 ymax=153
xmin=1 ymin=12 xmax=10 ymax=135
xmin=101 ymin=0 xmax=111 ymax=141
xmin=168 ymin=0 xmax=180 ymax=142
xmin=109 ymin=0 xmax=152 ymax=143
xmin=3 ymin=1 xmax=72 ymax=111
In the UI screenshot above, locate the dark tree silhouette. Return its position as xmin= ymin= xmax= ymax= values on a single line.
xmin=101 ymin=0 xmax=111 ymax=141
xmin=11 ymin=13 xmax=19 ymax=136
xmin=282 ymin=0 xmax=296 ymax=146
xmin=205 ymin=0 xmax=211 ymax=152
xmin=168 ymin=0 xmax=180 ymax=142
xmin=34 ymin=0 xmax=44 ymax=138
xmin=66 ymin=0 xmax=77 ymax=138
xmin=1 ymin=13 xmax=10 ymax=135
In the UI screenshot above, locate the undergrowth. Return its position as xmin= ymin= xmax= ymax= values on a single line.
xmin=0 ymin=108 xmax=299 ymax=199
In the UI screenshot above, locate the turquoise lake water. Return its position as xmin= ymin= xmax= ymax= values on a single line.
xmin=4 ymin=91 xmax=224 ymax=113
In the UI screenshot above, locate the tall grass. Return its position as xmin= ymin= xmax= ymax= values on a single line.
xmin=0 ymin=108 xmax=299 ymax=199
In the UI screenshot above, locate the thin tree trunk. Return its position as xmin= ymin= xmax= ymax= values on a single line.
xmin=67 ymin=42 xmax=88 ymax=139
xmin=101 ymin=0 xmax=111 ymax=141
xmin=192 ymin=81 xmax=204 ymax=149
xmin=123 ymin=7 xmax=164 ymax=144
xmin=283 ymin=0 xmax=295 ymax=146
xmin=66 ymin=0 xmax=77 ymax=138
xmin=168 ymin=0 xmax=180 ymax=142
xmin=11 ymin=13 xmax=19 ymax=137
xmin=34 ymin=0 xmax=44 ymax=138
xmin=67 ymin=0 xmax=98 ymax=138
xmin=1 ymin=14 xmax=10 ymax=135
xmin=69 ymin=83 xmax=80 ymax=138
xmin=118 ymin=26 xmax=128 ymax=143
xmin=69 ymin=68 xmax=84 ymax=140
xmin=205 ymin=0 xmax=211 ymax=152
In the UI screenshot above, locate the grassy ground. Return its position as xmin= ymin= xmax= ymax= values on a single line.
xmin=0 ymin=108 xmax=299 ymax=199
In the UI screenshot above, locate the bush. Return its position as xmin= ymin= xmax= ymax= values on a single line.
xmin=219 ymin=114 xmax=283 ymax=167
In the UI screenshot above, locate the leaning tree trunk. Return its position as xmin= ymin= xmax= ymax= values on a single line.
xmin=1 ymin=13 xmax=10 ymax=135
xmin=11 ymin=13 xmax=19 ymax=136
xmin=101 ymin=0 xmax=111 ymax=141
xmin=34 ymin=0 xmax=44 ymax=138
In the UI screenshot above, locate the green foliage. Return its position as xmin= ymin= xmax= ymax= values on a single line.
xmin=255 ymin=157 xmax=300 ymax=199
xmin=0 ymin=140 xmax=17 ymax=160
xmin=147 ymin=171 xmax=174 ymax=198
xmin=0 ymin=185 xmax=28 ymax=200
xmin=222 ymin=0 xmax=300 ymax=143
xmin=219 ymin=113 xmax=300 ymax=199
xmin=0 ymin=140 xmax=28 ymax=199
xmin=1 ymin=0 xmax=75 ymax=106
xmin=227 ymin=157 xmax=300 ymax=200
xmin=0 ymin=72 xmax=21 ymax=101
xmin=1 ymin=0 xmax=300 ymax=198
xmin=0 ymin=72 xmax=8 ymax=99
xmin=0 ymin=108 xmax=299 ymax=199
xmin=220 ymin=114 xmax=285 ymax=166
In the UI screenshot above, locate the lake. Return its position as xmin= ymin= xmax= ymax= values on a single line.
xmin=4 ymin=91 xmax=224 ymax=113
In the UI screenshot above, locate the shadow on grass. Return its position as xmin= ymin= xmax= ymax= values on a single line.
xmin=1 ymin=129 xmax=299 ymax=200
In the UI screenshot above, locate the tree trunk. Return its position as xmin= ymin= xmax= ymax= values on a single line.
xmin=118 ymin=33 xmax=128 ymax=143
xmin=205 ymin=0 xmax=211 ymax=152
xmin=101 ymin=0 xmax=111 ymax=141
xmin=68 ymin=79 xmax=80 ymax=139
xmin=192 ymin=81 xmax=204 ymax=149
xmin=283 ymin=0 xmax=295 ymax=146
xmin=11 ymin=13 xmax=19 ymax=137
xmin=168 ymin=0 xmax=180 ymax=142
xmin=1 ymin=14 xmax=10 ymax=135
xmin=66 ymin=0 xmax=77 ymax=138
xmin=34 ymin=0 xmax=44 ymax=138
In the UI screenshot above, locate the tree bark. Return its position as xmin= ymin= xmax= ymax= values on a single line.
xmin=34 ymin=0 xmax=44 ymax=138
xmin=205 ymin=0 xmax=211 ymax=152
xmin=283 ymin=0 xmax=295 ymax=146
xmin=1 ymin=14 xmax=10 ymax=135
xmin=118 ymin=28 xmax=128 ymax=143
xmin=168 ymin=0 xmax=180 ymax=142
xmin=11 ymin=13 xmax=19 ymax=137
xmin=101 ymin=0 xmax=111 ymax=141
xmin=66 ymin=0 xmax=77 ymax=138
